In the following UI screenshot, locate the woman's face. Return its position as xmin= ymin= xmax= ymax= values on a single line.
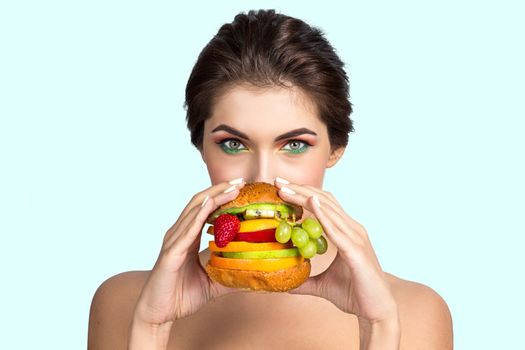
xmin=201 ymin=84 xmax=344 ymax=188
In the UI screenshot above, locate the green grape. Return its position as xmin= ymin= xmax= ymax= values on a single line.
xmin=299 ymin=239 xmax=317 ymax=258
xmin=291 ymin=227 xmax=309 ymax=248
xmin=315 ymin=236 xmax=328 ymax=254
xmin=301 ymin=217 xmax=323 ymax=239
xmin=275 ymin=221 xmax=292 ymax=243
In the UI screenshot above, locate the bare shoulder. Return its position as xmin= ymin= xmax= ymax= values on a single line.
xmin=385 ymin=272 xmax=453 ymax=349
xmin=88 ymin=271 xmax=151 ymax=350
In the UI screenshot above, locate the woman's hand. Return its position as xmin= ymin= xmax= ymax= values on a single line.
xmin=274 ymin=178 xmax=400 ymax=349
xmin=129 ymin=179 xmax=245 ymax=348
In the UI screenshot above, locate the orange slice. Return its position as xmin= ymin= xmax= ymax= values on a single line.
xmin=209 ymin=241 xmax=293 ymax=252
xmin=210 ymin=253 xmax=303 ymax=271
xmin=206 ymin=219 xmax=281 ymax=235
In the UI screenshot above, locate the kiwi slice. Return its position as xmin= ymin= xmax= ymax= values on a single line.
xmin=210 ymin=203 xmax=295 ymax=221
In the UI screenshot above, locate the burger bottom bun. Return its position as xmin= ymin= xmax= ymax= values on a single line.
xmin=205 ymin=259 xmax=311 ymax=292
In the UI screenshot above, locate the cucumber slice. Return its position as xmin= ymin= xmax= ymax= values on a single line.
xmin=222 ymin=248 xmax=300 ymax=259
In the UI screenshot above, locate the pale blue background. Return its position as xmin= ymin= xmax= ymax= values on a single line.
xmin=1 ymin=1 xmax=523 ymax=349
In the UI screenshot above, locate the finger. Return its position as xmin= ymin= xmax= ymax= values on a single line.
xmin=163 ymin=181 xmax=244 ymax=246
xmin=275 ymin=186 xmax=340 ymax=240
xmin=274 ymin=179 xmax=342 ymax=207
xmin=287 ymin=252 xmax=348 ymax=297
xmin=165 ymin=185 xmax=243 ymax=254
xmin=208 ymin=279 xmax=245 ymax=299
xmin=306 ymin=195 xmax=355 ymax=254
xmin=303 ymin=185 xmax=342 ymax=207
xmin=279 ymin=186 xmax=354 ymax=252
xmin=276 ymin=185 xmax=343 ymax=224
xmin=178 ymin=179 xmax=245 ymax=227
xmin=301 ymin=185 xmax=344 ymax=214
xmin=274 ymin=179 xmax=343 ymax=217
xmin=275 ymin=181 xmax=343 ymax=222
xmin=286 ymin=276 xmax=320 ymax=297
xmin=163 ymin=179 xmax=245 ymax=241
xmin=317 ymin=200 xmax=379 ymax=264
xmin=319 ymin=200 xmax=379 ymax=263
xmin=174 ymin=188 xmax=243 ymax=248
xmin=276 ymin=181 xmax=367 ymax=237
xmin=276 ymin=185 xmax=361 ymax=248
xmin=310 ymin=197 xmax=382 ymax=272
xmin=187 ymin=235 xmax=201 ymax=257
xmin=163 ymin=204 xmax=201 ymax=247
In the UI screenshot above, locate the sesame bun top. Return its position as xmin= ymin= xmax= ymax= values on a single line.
xmin=206 ymin=182 xmax=303 ymax=223
xmin=225 ymin=182 xmax=283 ymax=207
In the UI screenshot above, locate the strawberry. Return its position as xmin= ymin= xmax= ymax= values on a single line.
xmin=214 ymin=214 xmax=240 ymax=248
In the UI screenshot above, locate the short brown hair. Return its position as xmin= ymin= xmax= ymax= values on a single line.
xmin=184 ymin=9 xmax=354 ymax=150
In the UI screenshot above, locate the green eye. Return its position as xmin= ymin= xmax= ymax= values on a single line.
xmin=281 ymin=140 xmax=309 ymax=154
xmin=219 ymin=139 xmax=248 ymax=154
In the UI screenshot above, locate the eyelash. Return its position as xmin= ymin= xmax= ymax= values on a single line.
xmin=217 ymin=138 xmax=311 ymax=155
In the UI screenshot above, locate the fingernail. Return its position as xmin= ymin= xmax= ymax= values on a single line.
xmin=201 ymin=195 xmax=209 ymax=207
xmin=275 ymin=177 xmax=290 ymax=184
xmin=229 ymin=177 xmax=244 ymax=185
xmin=224 ymin=185 xmax=237 ymax=193
xmin=280 ymin=187 xmax=296 ymax=195
xmin=312 ymin=194 xmax=321 ymax=208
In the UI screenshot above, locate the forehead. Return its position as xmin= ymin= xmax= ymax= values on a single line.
xmin=205 ymin=84 xmax=327 ymax=136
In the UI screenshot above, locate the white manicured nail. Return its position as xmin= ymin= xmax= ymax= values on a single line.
xmin=201 ymin=195 xmax=209 ymax=207
xmin=229 ymin=177 xmax=243 ymax=185
xmin=280 ymin=187 xmax=296 ymax=195
xmin=312 ymin=194 xmax=321 ymax=208
xmin=224 ymin=185 xmax=237 ymax=193
xmin=275 ymin=177 xmax=290 ymax=184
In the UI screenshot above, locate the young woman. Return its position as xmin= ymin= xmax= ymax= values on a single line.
xmin=88 ymin=10 xmax=453 ymax=349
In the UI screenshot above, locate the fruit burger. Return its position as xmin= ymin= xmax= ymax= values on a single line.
xmin=204 ymin=182 xmax=328 ymax=292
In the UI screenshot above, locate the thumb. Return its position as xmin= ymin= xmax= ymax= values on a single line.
xmin=210 ymin=280 xmax=245 ymax=299
xmin=287 ymin=274 xmax=321 ymax=297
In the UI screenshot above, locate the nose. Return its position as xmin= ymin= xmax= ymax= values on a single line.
xmin=247 ymin=151 xmax=276 ymax=184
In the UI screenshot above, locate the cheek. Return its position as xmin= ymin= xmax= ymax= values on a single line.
xmin=205 ymin=158 xmax=241 ymax=185
xmin=202 ymin=142 xmax=253 ymax=185
xmin=276 ymin=152 xmax=327 ymax=187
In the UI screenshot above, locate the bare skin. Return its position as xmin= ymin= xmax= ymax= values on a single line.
xmin=88 ymin=244 xmax=452 ymax=349
xmin=88 ymin=84 xmax=453 ymax=349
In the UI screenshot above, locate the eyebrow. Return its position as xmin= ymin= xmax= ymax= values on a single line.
xmin=211 ymin=124 xmax=317 ymax=142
